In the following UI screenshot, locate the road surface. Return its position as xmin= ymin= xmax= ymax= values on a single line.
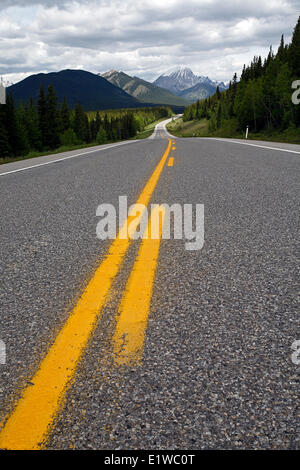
xmin=0 ymin=120 xmax=299 ymax=450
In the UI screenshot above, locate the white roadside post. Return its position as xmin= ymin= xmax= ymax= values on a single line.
xmin=245 ymin=125 xmax=249 ymax=139
xmin=0 ymin=79 xmax=6 ymax=104
xmin=0 ymin=340 xmax=6 ymax=365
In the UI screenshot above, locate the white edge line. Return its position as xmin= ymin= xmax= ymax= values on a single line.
xmin=0 ymin=139 xmax=141 ymax=177
xmin=196 ymin=137 xmax=300 ymax=155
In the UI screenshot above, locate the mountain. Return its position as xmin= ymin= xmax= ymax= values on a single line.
xmin=101 ymin=70 xmax=188 ymax=107
xmin=153 ymin=66 xmax=227 ymax=101
xmin=7 ymin=69 xmax=145 ymax=110
xmin=153 ymin=66 xmax=200 ymax=94
xmin=178 ymin=80 xmax=224 ymax=102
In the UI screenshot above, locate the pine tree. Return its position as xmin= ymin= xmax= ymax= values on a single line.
xmin=60 ymin=128 xmax=78 ymax=146
xmin=195 ymin=100 xmax=200 ymax=119
xmin=216 ymin=103 xmax=222 ymax=128
xmin=38 ymin=85 xmax=48 ymax=148
xmin=16 ymin=102 xmax=30 ymax=155
xmin=60 ymin=97 xmax=70 ymax=133
xmin=46 ymin=84 xmax=60 ymax=149
xmin=25 ymin=97 xmax=42 ymax=150
xmin=96 ymin=127 xmax=107 ymax=144
xmin=90 ymin=119 xmax=97 ymax=141
xmin=84 ymin=114 xmax=91 ymax=143
xmin=289 ymin=16 xmax=300 ymax=77
xmin=95 ymin=111 xmax=101 ymax=132
xmin=74 ymin=103 xmax=86 ymax=142
xmin=5 ymin=93 xmax=20 ymax=156
xmin=0 ymin=104 xmax=11 ymax=158
xmin=277 ymin=35 xmax=285 ymax=62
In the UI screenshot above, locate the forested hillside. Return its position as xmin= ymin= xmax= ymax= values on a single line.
xmin=7 ymin=70 xmax=143 ymax=110
xmin=0 ymin=84 xmax=171 ymax=161
xmin=101 ymin=70 xmax=188 ymax=107
xmin=182 ymin=16 xmax=300 ymax=139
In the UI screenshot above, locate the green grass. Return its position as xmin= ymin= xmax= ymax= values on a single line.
xmin=167 ymin=118 xmax=300 ymax=144
xmin=133 ymin=116 xmax=171 ymax=140
xmin=245 ymin=127 xmax=300 ymax=144
xmin=167 ymin=118 xmax=211 ymax=137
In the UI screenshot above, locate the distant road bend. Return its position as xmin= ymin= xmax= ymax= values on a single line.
xmin=0 ymin=118 xmax=299 ymax=450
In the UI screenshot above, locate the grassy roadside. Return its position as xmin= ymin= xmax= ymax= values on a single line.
xmin=167 ymin=118 xmax=300 ymax=144
xmin=133 ymin=116 xmax=171 ymax=140
xmin=167 ymin=118 xmax=212 ymax=138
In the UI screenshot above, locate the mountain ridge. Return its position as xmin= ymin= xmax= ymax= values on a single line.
xmin=101 ymin=70 xmax=188 ymax=107
xmin=153 ymin=66 xmax=227 ymax=101
xmin=7 ymin=69 xmax=147 ymax=110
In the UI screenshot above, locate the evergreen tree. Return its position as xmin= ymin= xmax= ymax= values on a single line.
xmin=60 ymin=97 xmax=70 ymax=133
xmin=216 ymin=103 xmax=222 ymax=128
xmin=5 ymin=93 xmax=20 ymax=156
xmin=0 ymin=104 xmax=11 ymax=158
xmin=90 ymin=119 xmax=97 ymax=141
xmin=182 ymin=16 xmax=300 ymax=136
xmin=96 ymin=127 xmax=107 ymax=144
xmin=289 ymin=16 xmax=300 ymax=77
xmin=60 ymin=128 xmax=78 ymax=146
xmin=38 ymin=85 xmax=48 ymax=148
xmin=16 ymin=102 xmax=30 ymax=155
xmin=95 ymin=111 xmax=101 ymax=132
xmin=25 ymin=97 xmax=42 ymax=150
xmin=46 ymin=84 xmax=60 ymax=149
xmin=73 ymin=103 xmax=86 ymax=142
xmin=84 ymin=114 xmax=91 ymax=143
xmin=277 ymin=35 xmax=286 ymax=62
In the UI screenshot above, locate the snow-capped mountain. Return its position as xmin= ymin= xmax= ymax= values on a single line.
xmin=153 ymin=66 xmax=227 ymax=99
xmin=1 ymin=78 xmax=14 ymax=88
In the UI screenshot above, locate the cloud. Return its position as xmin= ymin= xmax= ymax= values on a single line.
xmin=0 ymin=0 xmax=298 ymax=84
xmin=0 ymin=0 xmax=75 ymax=9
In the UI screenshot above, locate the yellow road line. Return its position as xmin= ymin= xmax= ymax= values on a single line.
xmin=167 ymin=157 xmax=174 ymax=167
xmin=112 ymin=205 xmax=166 ymax=366
xmin=0 ymin=139 xmax=172 ymax=450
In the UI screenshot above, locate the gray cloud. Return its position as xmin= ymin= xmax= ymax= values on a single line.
xmin=0 ymin=0 xmax=75 ymax=9
xmin=0 ymin=0 xmax=298 ymax=84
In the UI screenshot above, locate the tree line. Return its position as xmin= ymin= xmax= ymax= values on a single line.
xmin=182 ymin=16 xmax=300 ymax=135
xmin=0 ymin=85 xmax=171 ymax=159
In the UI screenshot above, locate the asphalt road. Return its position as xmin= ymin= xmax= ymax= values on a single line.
xmin=0 ymin=121 xmax=299 ymax=450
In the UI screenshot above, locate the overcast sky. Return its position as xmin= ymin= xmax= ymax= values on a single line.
xmin=0 ymin=0 xmax=299 ymax=85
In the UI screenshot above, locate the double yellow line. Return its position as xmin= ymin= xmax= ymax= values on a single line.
xmin=0 ymin=139 xmax=172 ymax=450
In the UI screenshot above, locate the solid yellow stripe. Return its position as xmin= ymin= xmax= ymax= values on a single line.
xmin=112 ymin=205 xmax=166 ymax=366
xmin=167 ymin=157 xmax=174 ymax=167
xmin=0 ymin=139 xmax=171 ymax=450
